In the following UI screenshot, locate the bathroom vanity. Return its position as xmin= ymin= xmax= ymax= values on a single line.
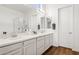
xmin=0 ymin=31 xmax=53 ymax=55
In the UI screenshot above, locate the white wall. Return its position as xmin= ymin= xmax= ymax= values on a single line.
xmin=0 ymin=5 xmax=23 ymax=38
xmin=73 ymin=5 xmax=79 ymax=52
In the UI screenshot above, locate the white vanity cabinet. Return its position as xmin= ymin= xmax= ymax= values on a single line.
xmin=23 ymin=39 xmax=36 ymax=55
xmin=0 ymin=33 xmax=53 ymax=55
xmin=6 ymin=48 xmax=23 ymax=55
xmin=44 ymin=35 xmax=50 ymax=51
xmin=0 ymin=43 xmax=23 ymax=55
xmin=49 ymin=34 xmax=53 ymax=46
xmin=37 ymin=36 xmax=45 ymax=55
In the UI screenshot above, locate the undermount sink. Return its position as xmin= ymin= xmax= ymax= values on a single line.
xmin=11 ymin=34 xmax=18 ymax=38
xmin=9 ymin=34 xmax=22 ymax=40
xmin=9 ymin=31 xmax=40 ymax=40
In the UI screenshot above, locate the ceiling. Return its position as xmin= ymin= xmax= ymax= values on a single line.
xmin=0 ymin=4 xmax=72 ymax=13
xmin=1 ymin=4 xmax=36 ymax=13
xmin=46 ymin=4 xmax=72 ymax=8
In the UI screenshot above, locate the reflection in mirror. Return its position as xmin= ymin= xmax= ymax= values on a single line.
xmin=47 ymin=17 xmax=51 ymax=29
xmin=13 ymin=16 xmax=24 ymax=33
xmin=28 ymin=14 xmax=38 ymax=32
xmin=41 ymin=16 xmax=52 ymax=29
xmin=41 ymin=16 xmax=45 ymax=29
xmin=0 ymin=5 xmax=24 ymax=39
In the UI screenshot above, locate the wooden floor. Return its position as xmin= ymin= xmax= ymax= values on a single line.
xmin=43 ymin=46 xmax=79 ymax=55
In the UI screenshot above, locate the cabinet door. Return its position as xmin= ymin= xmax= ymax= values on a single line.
xmin=44 ymin=35 xmax=50 ymax=51
xmin=37 ymin=36 xmax=45 ymax=55
xmin=24 ymin=39 xmax=36 ymax=55
xmin=5 ymin=48 xmax=23 ymax=55
xmin=49 ymin=34 xmax=53 ymax=46
xmin=37 ymin=46 xmax=44 ymax=55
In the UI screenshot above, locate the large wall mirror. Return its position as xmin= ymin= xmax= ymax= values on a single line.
xmin=0 ymin=5 xmax=24 ymax=38
xmin=41 ymin=16 xmax=46 ymax=29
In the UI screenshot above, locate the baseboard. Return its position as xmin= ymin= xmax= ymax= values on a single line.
xmin=58 ymin=46 xmax=72 ymax=50
xmin=72 ymin=51 xmax=79 ymax=55
xmin=52 ymin=44 xmax=59 ymax=47
xmin=58 ymin=46 xmax=79 ymax=55
xmin=72 ymin=49 xmax=79 ymax=53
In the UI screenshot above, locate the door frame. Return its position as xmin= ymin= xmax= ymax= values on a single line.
xmin=58 ymin=5 xmax=74 ymax=49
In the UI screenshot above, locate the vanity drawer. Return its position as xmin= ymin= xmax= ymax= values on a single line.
xmin=24 ymin=39 xmax=36 ymax=46
xmin=5 ymin=48 xmax=23 ymax=55
xmin=0 ymin=43 xmax=23 ymax=55
xmin=37 ymin=36 xmax=44 ymax=41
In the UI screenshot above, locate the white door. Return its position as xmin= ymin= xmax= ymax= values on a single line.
xmin=58 ymin=6 xmax=73 ymax=48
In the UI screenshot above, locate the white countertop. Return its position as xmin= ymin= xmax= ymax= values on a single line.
xmin=0 ymin=30 xmax=54 ymax=47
